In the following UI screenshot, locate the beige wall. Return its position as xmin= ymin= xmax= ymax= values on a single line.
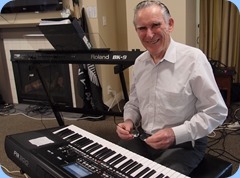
xmin=116 ymin=1 xmax=128 ymax=50
xmin=96 ymin=0 xmax=121 ymax=103
xmin=186 ymin=0 xmax=197 ymax=46
xmin=124 ymin=0 xmax=197 ymax=51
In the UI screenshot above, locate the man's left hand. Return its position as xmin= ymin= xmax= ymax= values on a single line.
xmin=145 ymin=128 xmax=175 ymax=149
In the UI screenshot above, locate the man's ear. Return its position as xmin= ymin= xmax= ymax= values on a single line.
xmin=168 ymin=18 xmax=174 ymax=32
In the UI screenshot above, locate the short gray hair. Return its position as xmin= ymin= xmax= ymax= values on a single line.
xmin=133 ymin=0 xmax=171 ymax=25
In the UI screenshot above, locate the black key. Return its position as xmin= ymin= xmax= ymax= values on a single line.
xmin=100 ymin=150 xmax=116 ymax=160
xmin=111 ymin=156 xmax=127 ymax=167
xmin=56 ymin=128 xmax=74 ymax=138
xmin=93 ymin=147 xmax=108 ymax=157
xmin=127 ymin=163 xmax=143 ymax=175
xmin=73 ymin=137 xmax=87 ymax=146
xmin=83 ymin=143 xmax=99 ymax=152
xmin=122 ymin=161 xmax=138 ymax=173
xmin=155 ymin=173 xmax=165 ymax=178
xmin=135 ymin=167 xmax=151 ymax=178
xmin=78 ymin=137 xmax=90 ymax=145
xmin=107 ymin=154 xmax=122 ymax=164
xmin=56 ymin=128 xmax=69 ymax=136
xmin=118 ymin=159 xmax=134 ymax=170
xmin=142 ymin=169 xmax=156 ymax=178
xmin=80 ymin=139 xmax=93 ymax=147
xmin=88 ymin=144 xmax=102 ymax=153
xmin=96 ymin=148 xmax=111 ymax=158
xmin=66 ymin=133 xmax=82 ymax=142
xmin=75 ymin=137 xmax=93 ymax=148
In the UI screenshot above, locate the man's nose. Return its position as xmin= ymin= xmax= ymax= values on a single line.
xmin=146 ymin=28 xmax=154 ymax=38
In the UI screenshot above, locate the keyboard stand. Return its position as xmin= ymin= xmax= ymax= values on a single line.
xmin=34 ymin=64 xmax=65 ymax=126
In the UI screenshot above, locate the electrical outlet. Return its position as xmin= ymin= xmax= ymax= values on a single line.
xmin=107 ymin=85 xmax=112 ymax=95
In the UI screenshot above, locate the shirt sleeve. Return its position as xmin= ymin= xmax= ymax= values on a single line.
xmin=172 ymin=52 xmax=228 ymax=145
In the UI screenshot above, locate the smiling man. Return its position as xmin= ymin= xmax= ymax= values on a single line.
xmin=116 ymin=0 xmax=228 ymax=175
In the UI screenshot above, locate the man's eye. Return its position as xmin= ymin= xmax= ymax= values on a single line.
xmin=152 ymin=23 xmax=161 ymax=29
xmin=137 ymin=27 xmax=147 ymax=31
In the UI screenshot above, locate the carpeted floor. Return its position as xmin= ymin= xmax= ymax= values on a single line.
xmin=0 ymin=103 xmax=239 ymax=177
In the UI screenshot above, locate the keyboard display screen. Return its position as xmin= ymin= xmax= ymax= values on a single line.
xmin=63 ymin=163 xmax=92 ymax=178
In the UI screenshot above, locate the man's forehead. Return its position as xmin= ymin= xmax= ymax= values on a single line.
xmin=135 ymin=14 xmax=165 ymax=27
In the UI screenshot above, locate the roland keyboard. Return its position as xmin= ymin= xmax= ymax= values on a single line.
xmin=5 ymin=125 xmax=189 ymax=178
xmin=10 ymin=49 xmax=143 ymax=65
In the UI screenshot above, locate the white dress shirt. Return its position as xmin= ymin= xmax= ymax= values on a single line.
xmin=123 ymin=39 xmax=228 ymax=145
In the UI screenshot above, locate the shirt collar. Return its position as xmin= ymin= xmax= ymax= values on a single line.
xmin=144 ymin=38 xmax=177 ymax=64
xmin=163 ymin=38 xmax=177 ymax=64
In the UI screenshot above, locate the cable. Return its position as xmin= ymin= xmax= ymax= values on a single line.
xmin=117 ymin=102 xmax=122 ymax=113
xmin=25 ymin=104 xmax=52 ymax=116
xmin=108 ymin=93 xmax=117 ymax=111
xmin=107 ymin=91 xmax=123 ymax=113
xmin=2 ymin=102 xmax=120 ymax=125
xmin=2 ymin=103 xmax=76 ymax=120
xmin=113 ymin=115 xmax=120 ymax=127
xmin=207 ymin=131 xmax=216 ymax=138
xmin=77 ymin=115 xmax=104 ymax=120
xmin=9 ymin=111 xmax=88 ymax=121
xmin=0 ymin=104 xmax=15 ymax=116
xmin=0 ymin=164 xmax=28 ymax=178
xmin=214 ymin=122 xmax=240 ymax=131
xmin=0 ymin=13 xmax=18 ymax=24
xmin=233 ymin=107 xmax=240 ymax=121
xmin=206 ymin=125 xmax=240 ymax=164
xmin=9 ymin=112 xmax=56 ymax=121
xmin=229 ymin=103 xmax=240 ymax=122
xmin=207 ymin=148 xmax=240 ymax=163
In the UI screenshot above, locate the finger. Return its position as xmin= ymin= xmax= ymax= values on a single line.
xmin=116 ymin=126 xmax=131 ymax=137
xmin=145 ymin=134 xmax=158 ymax=143
xmin=116 ymin=130 xmax=134 ymax=140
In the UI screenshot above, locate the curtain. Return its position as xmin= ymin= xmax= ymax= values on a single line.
xmin=199 ymin=0 xmax=240 ymax=82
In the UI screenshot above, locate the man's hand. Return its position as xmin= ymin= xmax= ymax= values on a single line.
xmin=116 ymin=119 xmax=134 ymax=140
xmin=145 ymin=128 xmax=175 ymax=149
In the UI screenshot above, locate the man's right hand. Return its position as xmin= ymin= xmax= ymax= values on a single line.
xmin=116 ymin=119 xmax=134 ymax=140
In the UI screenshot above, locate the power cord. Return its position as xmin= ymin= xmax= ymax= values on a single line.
xmin=25 ymin=104 xmax=52 ymax=116
xmin=207 ymin=125 xmax=240 ymax=164
xmin=2 ymin=103 xmax=103 ymax=122
xmin=107 ymin=90 xmax=122 ymax=113
xmin=0 ymin=164 xmax=28 ymax=178
xmin=0 ymin=104 xmax=15 ymax=116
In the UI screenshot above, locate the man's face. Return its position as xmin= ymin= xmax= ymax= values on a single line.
xmin=134 ymin=5 xmax=174 ymax=58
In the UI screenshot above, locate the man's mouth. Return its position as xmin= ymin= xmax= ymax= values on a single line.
xmin=148 ymin=39 xmax=159 ymax=44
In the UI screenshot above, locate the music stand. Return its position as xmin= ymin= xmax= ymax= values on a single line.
xmin=38 ymin=18 xmax=92 ymax=51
